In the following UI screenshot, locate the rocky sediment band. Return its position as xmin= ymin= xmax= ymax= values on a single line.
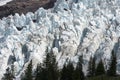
xmin=0 ymin=0 xmax=56 ymax=19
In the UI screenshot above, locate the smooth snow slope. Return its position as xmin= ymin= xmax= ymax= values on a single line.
xmin=0 ymin=0 xmax=120 ymax=79
xmin=0 ymin=0 xmax=12 ymax=6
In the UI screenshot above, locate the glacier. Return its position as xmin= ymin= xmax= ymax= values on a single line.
xmin=0 ymin=0 xmax=120 ymax=79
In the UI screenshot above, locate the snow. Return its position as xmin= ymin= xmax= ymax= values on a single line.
xmin=0 ymin=0 xmax=120 ymax=79
xmin=0 ymin=0 xmax=12 ymax=6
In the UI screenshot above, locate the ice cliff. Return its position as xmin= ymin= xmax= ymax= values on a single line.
xmin=0 ymin=0 xmax=120 ymax=79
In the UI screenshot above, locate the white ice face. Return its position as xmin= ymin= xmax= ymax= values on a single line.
xmin=0 ymin=0 xmax=120 ymax=79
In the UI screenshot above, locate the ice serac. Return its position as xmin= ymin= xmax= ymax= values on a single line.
xmin=0 ymin=0 xmax=120 ymax=79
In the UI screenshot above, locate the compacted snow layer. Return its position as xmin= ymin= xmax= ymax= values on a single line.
xmin=0 ymin=0 xmax=120 ymax=79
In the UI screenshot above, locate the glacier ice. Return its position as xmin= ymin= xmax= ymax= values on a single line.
xmin=0 ymin=0 xmax=120 ymax=79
